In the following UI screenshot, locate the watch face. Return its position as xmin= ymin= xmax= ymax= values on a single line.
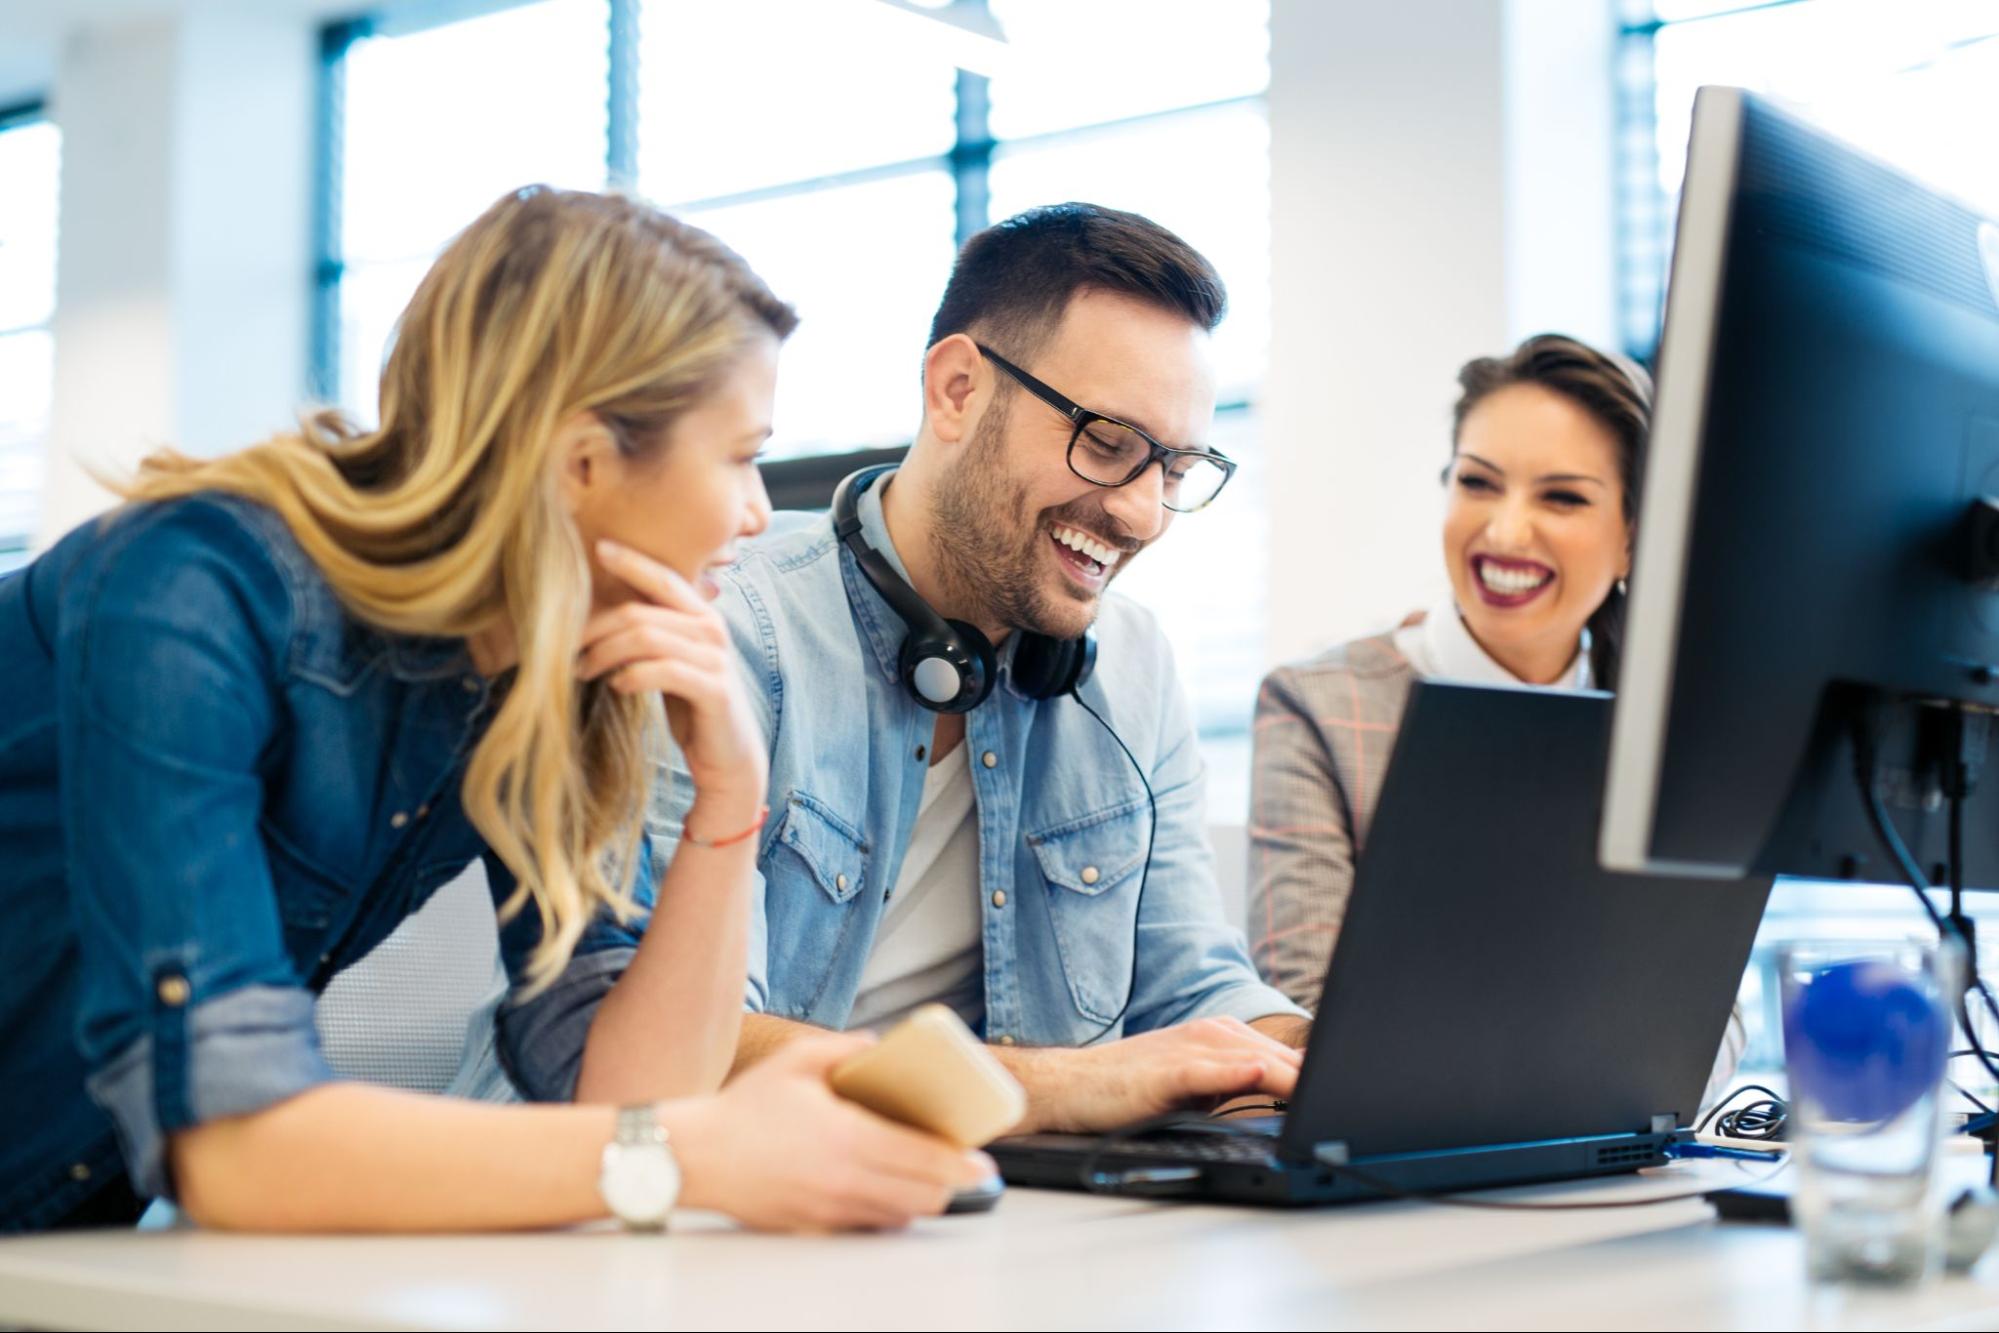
xmin=601 ymin=1142 xmax=681 ymax=1224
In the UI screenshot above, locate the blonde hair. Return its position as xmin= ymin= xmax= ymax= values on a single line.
xmin=119 ymin=186 xmax=797 ymax=990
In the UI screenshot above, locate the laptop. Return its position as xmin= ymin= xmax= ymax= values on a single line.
xmin=989 ymin=681 xmax=1774 ymax=1205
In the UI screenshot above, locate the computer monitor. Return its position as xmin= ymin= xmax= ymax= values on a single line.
xmin=1602 ymin=86 xmax=1999 ymax=889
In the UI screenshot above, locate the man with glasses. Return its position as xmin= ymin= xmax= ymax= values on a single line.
xmin=645 ymin=204 xmax=1308 ymax=1136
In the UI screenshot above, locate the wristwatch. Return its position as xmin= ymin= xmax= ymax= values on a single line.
xmin=598 ymin=1104 xmax=680 ymax=1231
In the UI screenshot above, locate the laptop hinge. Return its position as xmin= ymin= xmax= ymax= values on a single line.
xmin=1312 ymin=1141 xmax=1351 ymax=1167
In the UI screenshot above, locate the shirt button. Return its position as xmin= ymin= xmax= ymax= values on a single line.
xmin=914 ymin=745 xmax=926 ymax=762
xmin=157 ymin=975 xmax=191 ymax=1007
xmin=991 ymin=890 xmax=1007 ymax=908
xmin=981 ymin=751 xmax=997 ymax=769
xmin=416 ymin=804 xmax=430 ymax=819
xmin=836 ymin=873 xmax=849 ymax=892
xmin=996 ymin=1034 xmax=1016 ymax=1046
xmin=1081 ymin=866 xmax=1100 ymax=885
xmin=462 ymin=676 xmax=481 ymax=694
xmin=69 ymin=1162 xmax=91 ymax=1182
xmin=390 ymin=811 xmax=410 ymax=829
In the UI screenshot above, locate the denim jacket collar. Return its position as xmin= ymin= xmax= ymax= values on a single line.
xmin=218 ymin=495 xmax=475 ymax=690
xmin=380 ymin=632 xmax=475 ymax=682
xmin=840 ymin=471 xmax=911 ymax=689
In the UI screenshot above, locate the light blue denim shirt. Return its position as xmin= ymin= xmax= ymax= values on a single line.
xmin=646 ymin=472 xmax=1303 ymax=1044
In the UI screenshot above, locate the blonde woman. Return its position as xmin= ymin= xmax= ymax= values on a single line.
xmin=0 ymin=187 xmax=990 ymax=1234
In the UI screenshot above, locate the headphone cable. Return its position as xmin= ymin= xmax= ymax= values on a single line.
xmin=1068 ymin=685 xmax=1158 ymax=1047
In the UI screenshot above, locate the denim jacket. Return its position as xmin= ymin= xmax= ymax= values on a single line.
xmin=0 ymin=495 xmax=651 ymax=1231
xmin=645 ymin=471 xmax=1302 ymax=1044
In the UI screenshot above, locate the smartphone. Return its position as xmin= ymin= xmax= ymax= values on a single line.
xmin=830 ymin=1004 xmax=1028 ymax=1148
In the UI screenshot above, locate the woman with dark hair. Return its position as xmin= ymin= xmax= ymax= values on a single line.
xmin=1245 ymin=331 xmax=1741 ymax=1103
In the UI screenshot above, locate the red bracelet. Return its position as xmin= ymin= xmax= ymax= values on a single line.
xmin=681 ymin=804 xmax=769 ymax=849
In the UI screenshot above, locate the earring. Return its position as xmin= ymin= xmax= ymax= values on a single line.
xmin=1617 ymin=578 xmax=1629 ymax=597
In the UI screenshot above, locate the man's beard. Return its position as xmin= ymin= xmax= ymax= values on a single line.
xmin=926 ymin=398 xmax=1134 ymax=643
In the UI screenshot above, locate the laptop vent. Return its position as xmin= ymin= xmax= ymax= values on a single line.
xmin=1593 ymin=1143 xmax=1664 ymax=1168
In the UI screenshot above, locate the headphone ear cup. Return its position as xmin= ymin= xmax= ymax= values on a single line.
xmin=1013 ymin=630 xmax=1097 ymax=700
xmin=1009 ymin=633 xmax=1065 ymax=701
xmin=1070 ymin=629 xmax=1098 ymax=692
xmin=900 ymin=620 xmax=997 ymax=713
xmin=948 ymin=621 xmax=998 ymax=710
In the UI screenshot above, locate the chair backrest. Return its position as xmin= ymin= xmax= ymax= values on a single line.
xmin=314 ymin=861 xmax=516 ymax=1101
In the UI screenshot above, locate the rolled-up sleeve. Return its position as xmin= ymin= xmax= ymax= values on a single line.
xmin=58 ymin=503 xmax=336 ymax=1200
xmin=491 ymin=837 xmax=653 ymax=1103
xmin=85 ymin=988 xmax=333 ymax=1199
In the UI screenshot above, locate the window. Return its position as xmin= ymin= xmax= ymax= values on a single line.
xmin=322 ymin=0 xmax=612 ymax=418
xmin=985 ymin=102 xmax=1270 ymax=401
xmin=1614 ymin=0 xmax=1999 ymax=359
xmin=633 ymin=1 xmax=959 ymax=458
xmin=321 ymin=0 xmax=1273 ymax=795
xmin=0 ymin=105 xmax=59 ymax=568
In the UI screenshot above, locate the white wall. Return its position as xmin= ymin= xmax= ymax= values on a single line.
xmin=1263 ymin=0 xmax=1618 ymax=667
xmin=40 ymin=18 xmax=180 ymax=548
xmin=37 ymin=3 xmax=316 ymax=547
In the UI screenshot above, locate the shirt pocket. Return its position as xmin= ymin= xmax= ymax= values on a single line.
xmin=768 ymin=792 xmax=870 ymax=906
xmin=1027 ymin=797 xmax=1152 ymax=1023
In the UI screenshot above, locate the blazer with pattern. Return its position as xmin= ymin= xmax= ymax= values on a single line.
xmin=1245 ymin=629 xmax=1746 ymax=1105
xmin=1247 ymin=632 xmax=1416 ymax=1006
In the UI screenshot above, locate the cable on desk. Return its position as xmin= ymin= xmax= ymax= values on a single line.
xmin=1948 ymin=1057 xmax=1997 ymax=1115
xmin=1694 ymin=1084 xmax=1788 ymax=1142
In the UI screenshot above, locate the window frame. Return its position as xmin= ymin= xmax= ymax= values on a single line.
xmin=1610 ymin=0 xmax=1999 ymax=362
xmin=311 ymin=0 xmax=1267 ymax=510
xmin=0 ymin=96 xmax=56 ymax=569
xmin=311 ymin=1 xmax=987 ymax=508
xmin=1611 ymin=0 xmax=1817 ymax=362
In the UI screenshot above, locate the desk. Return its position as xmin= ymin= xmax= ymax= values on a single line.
xmin=2 ymin=1162 xmax=1997 ymax=1331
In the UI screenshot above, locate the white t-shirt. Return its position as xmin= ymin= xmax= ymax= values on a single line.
xmin=847 ymin=747 xmax=985 ymax=1032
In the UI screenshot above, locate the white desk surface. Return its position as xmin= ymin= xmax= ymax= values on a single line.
xmin=5 ymin=1161 xmax=1999 ymax=1332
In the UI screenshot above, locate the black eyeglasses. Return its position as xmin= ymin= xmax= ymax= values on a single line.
xmin=977 ymin=344 xmax=1236 ymax=514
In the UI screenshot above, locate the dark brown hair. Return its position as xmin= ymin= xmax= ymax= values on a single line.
xmin=1450 ymin=332 xmax=1653 ymax=691
xmin=927 ymin=202 xmax=1226 ymax=357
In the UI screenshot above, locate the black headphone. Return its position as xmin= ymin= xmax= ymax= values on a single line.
xmin=831 ymin=465 xmax=1097 ymax=713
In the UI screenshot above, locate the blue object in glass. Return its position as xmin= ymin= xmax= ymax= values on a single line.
xmin=1783 ymin=960 xmax=1948 ymax=1124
